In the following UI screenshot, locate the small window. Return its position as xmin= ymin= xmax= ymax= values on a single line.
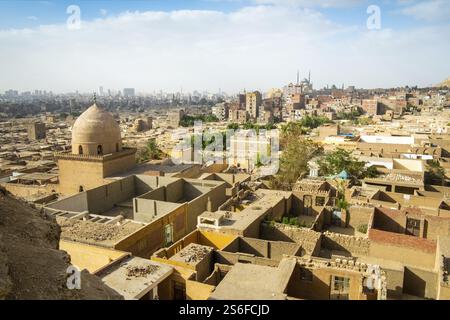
xmin=332 ymin=276 xmax=350 ymax=292
xmin=97 ymin=145 xmax=103 ymax=155
xmin=406 ymin=218 xmax=421 ymax=237
xmin=79 ymin=186 xmax=84 ymax=192
xmin=78 ymin=145 xmax=83 ymax=155
xmin=315 ymin=196 xmax=325 ymax=206
xmin=299 ymin=268 xmax=313 ymax=282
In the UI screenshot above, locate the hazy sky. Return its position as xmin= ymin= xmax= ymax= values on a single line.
xmin=0 ymin=0 xmax=449 ymax=93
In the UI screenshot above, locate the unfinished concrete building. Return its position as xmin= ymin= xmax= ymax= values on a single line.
xmin=44 ymin=175 xmax=228 ymax=257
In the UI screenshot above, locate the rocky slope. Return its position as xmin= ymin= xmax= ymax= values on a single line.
xmin=0 ymin=188 xmax=123 ymax=300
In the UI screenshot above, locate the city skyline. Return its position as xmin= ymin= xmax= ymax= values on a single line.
xmin=0 ymin=0 xmax=449 ymax=93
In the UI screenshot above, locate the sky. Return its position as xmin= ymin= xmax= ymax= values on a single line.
xmin=0 ymin=0 xmax=449 ymax=94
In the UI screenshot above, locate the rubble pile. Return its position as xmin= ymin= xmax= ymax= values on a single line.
xmin=179 ymin=245 xmax=210 ymax=263
xmin=126 ymin=264 xmax=159 ymax=278
xmin=380 ymin=173 xmax=421 ymax=183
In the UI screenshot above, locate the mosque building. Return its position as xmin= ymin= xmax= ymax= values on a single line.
xmin=56 ymin=97 xmax=136 ymax=195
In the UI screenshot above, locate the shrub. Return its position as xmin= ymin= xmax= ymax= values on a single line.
xmin=357 ymin=224 xmax=368 ymax=234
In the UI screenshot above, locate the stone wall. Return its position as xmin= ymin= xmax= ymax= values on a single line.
xmin=260 ymin=222 xmax=321 ymax=255
xmin=348 ymin=206 xmax=374 ymax=231
xmin=322 ymin=231 xmax=370 ymax=257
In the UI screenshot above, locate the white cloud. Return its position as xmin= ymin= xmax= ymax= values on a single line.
xmin=252 ymin=0 xmax=365 ymax=8
xmin=399 ymin=0 xmax=450 ymax=21
xmin=100 ymin=9 xmax=108 ymax=16
xmin=0 ymin=5 xmax=448 ymax=93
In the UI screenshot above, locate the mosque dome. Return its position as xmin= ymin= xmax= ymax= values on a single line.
xmin=71 ymin=102 xmax=122 ymax=156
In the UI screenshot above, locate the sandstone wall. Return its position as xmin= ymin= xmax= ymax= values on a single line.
xmin=322 ymin=231 xmax=370 ymax=257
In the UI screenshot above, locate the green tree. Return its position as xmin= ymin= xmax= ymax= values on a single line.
xmin=354 ymin=117 xmax=374 ymax=126
xmin=227 ymin=123 xmax=239 ymax=130
xmin=281 ymin=121 xmax=309 ymax=136
xmin=299 ymin=115 xmax=332 ymax=129
xmin=280 ymin=122 xmax=309 ymax=148
xmin=337 ymin=110 xmax=361 ymax=120
xmin=180 ymin=114 xmax=219 ymax=127
xmin=264 ymin=122 xmax=277 ymax=130
xmin=336 ymin=198 xmax=349 ymax=211
xmin=242 ymin=121 xmax=257 ymax=130
xmin=136 ymin=138 xmax=163 ymax=163
xmin=270 ymin=137 xmax=323 ymax=190
xmin=365 ymin=165 xmax=379 ymax=178
xmin=317 ymin=148 xmax=371 ymax=179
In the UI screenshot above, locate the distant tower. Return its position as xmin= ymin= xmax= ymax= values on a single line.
xmin=308 ymin=71 xmax=311 ymax=84
xmin=296 ymin=70 xmax=300 ymax=85
xmin=27 ymin=122 xmax=46 ymax=140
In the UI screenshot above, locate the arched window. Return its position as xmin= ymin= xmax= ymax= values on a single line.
xmin=78 ymin=145 xmax=83 ymax=155
xmin=116 ymin=143 xmax=119 ymax=152
xmin=97 ymin=145 xmax=103 ymax=155
xmin=79 ymin=186 xmax=84 ymax=192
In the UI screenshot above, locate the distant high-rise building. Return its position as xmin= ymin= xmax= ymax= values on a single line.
xmin=237 ymin=94 xmax=246 ymax=109
xmin=285 ymin=93 xmax=306 ymax=115
xmin=98 ymin=86 xmax=104 ymax=96
xmin=246 ymin=91 xmax=262 ymax=120
xmin=229 ymin=109 xmax=248 ymax=124
xmin=212 ymin=103 xmax=229 ymax=121
xmin=123 ymin=88 xmax=135 ymax=97
xmin=4 ymin=89 xmax=19 ymax=97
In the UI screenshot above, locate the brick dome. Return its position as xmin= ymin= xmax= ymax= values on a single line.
xmin=71 ymin=103 xmax=122 ymax=155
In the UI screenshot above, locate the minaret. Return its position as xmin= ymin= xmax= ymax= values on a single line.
xmin=296 ymin=70 xmax=300 ymax=85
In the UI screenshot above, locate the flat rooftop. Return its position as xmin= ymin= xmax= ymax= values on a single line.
xmin=170 ymin=243 xmax=213 ymax=267
xmin=56 ymin=217 xmax=145 ymax=247
xmin=111 ymin=161 xmax=198 ymax=177
xmin=209 ymin=260 xmax=295 ymax=300
xmin=200 ymin=191 xmax=289 ymax=233
xmin=365 ymin=172 xmax=424 ymax=187
xmin=97 ymin=256 xmax=173 ymax=300
xmin=11 ymin=172 xmax=58 ymax=182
